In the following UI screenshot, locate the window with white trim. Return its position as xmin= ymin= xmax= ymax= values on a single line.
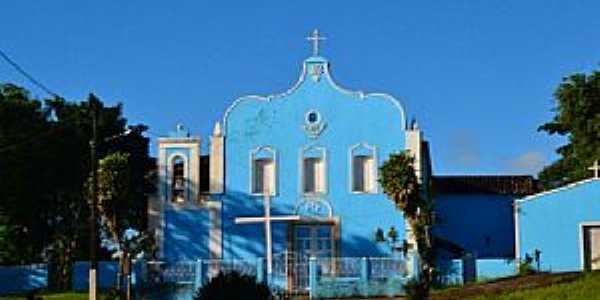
xmin=301 ymin=146 xmax=326 ymax=195
xmin=251 ymin=148 xmax=276 ymax=195
xmin=350 ymin=144 xmax=377 ymax=193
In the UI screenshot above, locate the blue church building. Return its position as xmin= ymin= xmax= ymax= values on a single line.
xmin=146 ymin=30 xmax=600 ymax=289
xmin=148 ymin=30 xmax=429 ymax=289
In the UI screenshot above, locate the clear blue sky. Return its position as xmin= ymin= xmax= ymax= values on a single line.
xmin=2 ymin=1 xmax=600 ymax=176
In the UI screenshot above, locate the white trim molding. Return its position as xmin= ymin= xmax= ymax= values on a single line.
xmin=348 ymin=142 xmax=379 ymax=194
xmin=514 ymin=201 xmax=521 ymax=264
xmin=221 ymin=57 xmax=408 ymax=135
xmin=166 ymin=153 xmax=189 ymax=205
xmin=578 ymin=221 xmax=600 ymax=271
xmin=294 ymin=197 xmax=334 ymax=219
xmin=517 ymin=178 xmax=600 ymax=203
xmin=204 ymin=201 xmax=223 ymax=260
xmin=299 ymin=145 xmax=328 ymax=197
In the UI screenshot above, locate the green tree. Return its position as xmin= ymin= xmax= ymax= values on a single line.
xmin=95 ymin=151 xmax=154 ymax=298
xmin=538 ymin=70 xmax=600 ymax=188
xmin=379 ymin=152 xmax=434 ymax=300
xmin=0 ymin=84 xmax=154 ymax=290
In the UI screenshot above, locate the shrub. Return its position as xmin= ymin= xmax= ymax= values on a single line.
xmin=404 ymin=278 xmax=428 ymax=300
xmin=518 ymin=254 xmax=536 ymax=276
xmin=193 ymin=271 xmax=272 ymax=300
xmin=103 ymin=287 xmax=121 ymax=300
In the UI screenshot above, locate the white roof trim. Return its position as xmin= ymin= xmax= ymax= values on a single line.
xmin=322 ymin=63 xmax=407 ymax=130
xmin=221 ymin=57 xmax=408 ymax=134
xmin=516 ymin=178 xmax=600 ymax=203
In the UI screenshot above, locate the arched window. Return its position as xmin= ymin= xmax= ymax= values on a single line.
xmin=350 ymin=143 xmax=377 ymax=193
xmin=251 ymin=147 xmax=276 ymax=195
xmin=171 ymin=156 xmax=186 ymax=203
xmin=301 ymin=146 xmax=327 ymax=195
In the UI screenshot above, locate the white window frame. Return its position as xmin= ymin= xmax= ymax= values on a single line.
xmin=249 ymin=146 xmax=277 ymax=196
xmin=349 ymin=143 xmax=378 ymax=194
xmin=299 ymin=145 xmax=327 ymax=197
xmin=579 ymin=221 xmax=600 ymax=271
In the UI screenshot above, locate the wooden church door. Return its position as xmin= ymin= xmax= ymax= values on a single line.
xmin=289 ymin=224 xmax=334 ymax=292
xmin=293 ymin=225 xmax=334 ymax=259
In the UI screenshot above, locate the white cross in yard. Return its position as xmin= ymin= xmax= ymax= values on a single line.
xmin=234 ymin=190 xmax=300 ymax=274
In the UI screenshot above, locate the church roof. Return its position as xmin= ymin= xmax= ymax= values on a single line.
xmin=433 ymin=175 xmax=539 ymax=195
xmin=516 ymin=178 xmax=600 ymax=203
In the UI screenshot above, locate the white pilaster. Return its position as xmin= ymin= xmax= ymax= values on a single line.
xmin=405 ymin=123 xmax=423 ymax=248
xmin=205 ymin=201 xmax=223 ymax=260
xmin=210 ymin=122 xmax=225 ymax=194
xmin=405 ymin=123 xmax=423 ymax=183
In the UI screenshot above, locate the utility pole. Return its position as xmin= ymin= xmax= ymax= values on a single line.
xmin=89 ymin=98 xmax=98 ymax=300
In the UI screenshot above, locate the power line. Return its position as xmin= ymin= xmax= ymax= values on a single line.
xmin=0 ymin=48 xmax=60 ymax=98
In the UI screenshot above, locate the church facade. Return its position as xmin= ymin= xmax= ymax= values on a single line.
xmin=147 ymin=30 xmax=600 ymax=287
xmin=148 ymin=31 xmax=430 ymax=277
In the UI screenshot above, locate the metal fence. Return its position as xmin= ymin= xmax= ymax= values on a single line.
xmin=312 ymin=257 xmax=410 ymax=299
xmin=145 ymin=253 xmax=416 ymax=299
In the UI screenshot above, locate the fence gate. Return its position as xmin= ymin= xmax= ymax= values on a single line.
xmin=271 ymin=252 xmax=310 ymax=295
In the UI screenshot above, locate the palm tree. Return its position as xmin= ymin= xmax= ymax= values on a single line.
xmin=379 ymin=152 xmax=434 ymax=300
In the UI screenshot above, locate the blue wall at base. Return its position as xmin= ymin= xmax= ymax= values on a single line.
xmin=72 ymin=261 xmax=119 ymax=291
xmin=436 ymin=259 xmax=463 ymax=286
xmin=164 ymin=209 xmax=210 ymax=261
xmin=436 ymin=257 xmax=516 ymax=286
xmin=476 ymin=259 xmax=516 ymax=281
xmin=0 ymin=264 xmax=48 ymax=295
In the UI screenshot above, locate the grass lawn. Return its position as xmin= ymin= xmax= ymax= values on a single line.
xmin=0 ymin=292 xmax=90 ymax=300
xmin=466 ymin=272 xmax=600 ymax=300
xmin=433 ymin=271 xmax=600 ymax=300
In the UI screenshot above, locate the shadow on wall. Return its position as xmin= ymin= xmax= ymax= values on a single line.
xmin=433 ymin=193 xmax=516 ymax=259
xmin=161 ymin=178 xmax=391 ymax=260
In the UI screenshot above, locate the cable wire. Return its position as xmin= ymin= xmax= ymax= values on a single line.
xmin=0 ymin=48 xmax=60 ymax=98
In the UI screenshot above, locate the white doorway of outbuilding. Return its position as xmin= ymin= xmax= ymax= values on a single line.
xmin=581 ymin=223 xmax=600 ymax=271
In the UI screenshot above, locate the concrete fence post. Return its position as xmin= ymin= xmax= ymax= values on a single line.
xmin=360 ymin=257 xmax=370 ymax=297
xmin=256 ymin=258 xmax=265 ymax=284
xmin=309 ymin=257 xmax=317 ymax=300
xmin=410 ymin=250 xmax=420 ymax=281
xmin=194 ymin=259 xmax=202 ymax=290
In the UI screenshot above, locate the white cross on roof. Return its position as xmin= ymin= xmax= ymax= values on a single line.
xmin=589 ymin=160 xmax=600 ymax=179
xmin=306 ymin=29 xmax=326 ymax=57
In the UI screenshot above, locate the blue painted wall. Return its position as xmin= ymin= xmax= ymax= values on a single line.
xmin=475 ymin=259 xmax=515 ymax=280
xmin=434 ymin=193 xmax=516 ymax=258
xmin=163 ymin=209 xmax=210 ymax=261
xmin=72 ymin=261 xmax=119 ymax=291
xmin=435 ymin=258 xmax=463 ymax=286
xmin=0 ymin=264 xmax=47 ymax=295
xmin=72 ymin=261 xmax=144 ymax=291
xmin=222 ymin=56 xmax=408 ymax=259
xmin=517 ymin=179 xmax=600 ymax=272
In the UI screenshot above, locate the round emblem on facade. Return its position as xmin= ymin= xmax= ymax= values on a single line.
xmin=306 ymin=110 xmax=321 ymax=124
xmin=303 ymin=110 xmax=326 ymax=139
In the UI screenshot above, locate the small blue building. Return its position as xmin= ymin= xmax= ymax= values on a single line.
xmin=516 ymin=178 xmax=600 ymax=272
xmin=432 ymin=176 xmax=537 ymax=282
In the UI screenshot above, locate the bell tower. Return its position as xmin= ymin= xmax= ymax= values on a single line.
xmin=158 ymin=123 xmax=201 ymax=204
